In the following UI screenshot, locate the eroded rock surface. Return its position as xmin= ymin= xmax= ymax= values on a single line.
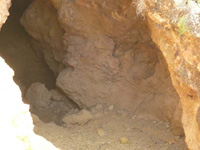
xmin=25 ymin=82 xmax=52 ymax=110
xmin=146 ymin=0 xmax=200 ymax=149
xmin=25 ymin=82 xmax=76 ymax=124
xmin=3 ymin=0 xmax=200 ymax=149
xmin=21 ymin=1 xmax=181 ymax=132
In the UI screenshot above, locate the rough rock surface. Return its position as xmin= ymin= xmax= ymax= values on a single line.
xmin=0 ymin=0 xmax=56 ymax=91
xmin=20 ymin=0 xmax=65 ymax=75
xmin=145 ymin=0 xmax=200 ymax=149
xmin=25 ymin=82 xmax=52 ymax=110
xmin=25 ymin=82 xmax=76 ymax=124
xmin=2 ymin=0 xmax=200 ymax=149
xmin=62 ymin=109 xmax=94 ymax=126
xmin=21 ymin=0 xmax=181 ymax=132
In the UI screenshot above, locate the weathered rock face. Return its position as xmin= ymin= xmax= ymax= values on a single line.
xmin=19 ymin=0 xmax=185 ymax=138
xmin=145 ymin=0 xmax=200 ymax=149
xmin=4 ymin=0 xmax=200 ymax=149
xmin=21 ymin=0 xmax=180 ymax=127
xmin=21 ymin=0 xmax=65 ymax=75
xmin=0 ymin=0 xmax=56 ymax=92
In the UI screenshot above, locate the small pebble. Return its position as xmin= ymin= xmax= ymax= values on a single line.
xmin=167 ymin=138 xmax=175 ymax=145
xmin=120 ymin=137 xmax=130 ymax=144
xmin=97 ymin=128 xmax=105 ymax=137
xmin=132 ymin=115 xmax=136 ymax=120
xmin=108 ymin=105 xmax=114 ymax=111
xmin=96 ymin=104 xmax=103 ymax=110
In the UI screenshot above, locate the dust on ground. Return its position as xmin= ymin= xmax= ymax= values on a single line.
xmin=32 ymin=104 xmax=186 ymax=150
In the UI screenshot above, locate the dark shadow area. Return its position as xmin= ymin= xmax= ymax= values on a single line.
xmin=0 ymin=0 xmax=56 ymax=92
xmin=0 ymin=0 xmax=79 ymax=125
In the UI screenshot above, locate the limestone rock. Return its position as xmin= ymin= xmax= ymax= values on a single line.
xmin=62 ymin=109 xmax=94 ymax=125
xmin=25 ymin=82 xmax=52 ymax=110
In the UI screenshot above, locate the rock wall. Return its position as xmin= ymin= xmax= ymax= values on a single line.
xmin=20 ymin=0 xmax=182 ymax=134
xmin=145 ymin=0 xmax=200 ymax=149
xmin=3 ymin=0 xmax=200 ymax=149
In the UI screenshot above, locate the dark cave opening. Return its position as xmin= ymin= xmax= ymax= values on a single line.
xmin=0 ymin=0 xmax=56 ymax=91
xmin=0 ymin=0 xmax=182 ymax=133
xmin=0 ymin=0 xmax=79 ymax=125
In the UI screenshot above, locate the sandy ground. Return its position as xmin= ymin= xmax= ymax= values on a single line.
xmin=33 ymin=106 xmax=186 ymax=150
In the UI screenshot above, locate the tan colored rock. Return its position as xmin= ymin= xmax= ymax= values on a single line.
xmin=25 ymin=82 xmax=52 ymax=110
xmin=108 ymin=105 xmax=114 ymax=111
xmin=50 ymin=89 xmax=67 ymax=101
xmin=50 ymin=0 xmax=61 ymax=9
xmin=120 ymin=137 xmax=130 ymax=144
xmin=21 ymin=0 xmax=180 ymax=128
xmin=97 ymin=128 xmax=105 ymax=137
xmin=21 ymin=0 xmax=65 ymax=75
xmin=20 ymin=0 xmax=185 ymax=146
xmin=62 ymin=109 xmax=94 ymax=125
xmin=146 ymin=1 xmax=200 ymax=149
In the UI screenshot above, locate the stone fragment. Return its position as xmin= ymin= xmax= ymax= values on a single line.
xmin=89 ymin=104 xmax=103 ymax=114
xmin=97 ymin=128 xmax=105 ymax=137
xmin=25 ymin=82 xmax=52 ymax=110
xmin=50 ymin=89 xmax=67 ymax=101
xmin=62 ymin=109 xmax=94 ymax=125
xmin=96 ymin=104 xmax=103 ymax=110
xmin=108 ymin=105 xmax=114 ymax=111
xmin=120 ymin=137 xmax=130 ymax=144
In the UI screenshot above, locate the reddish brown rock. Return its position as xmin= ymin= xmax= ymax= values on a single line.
xmin=21 ymin=0 xmax=181 ymax=130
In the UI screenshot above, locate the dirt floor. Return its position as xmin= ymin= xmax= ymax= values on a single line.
xmin=32 ymin=105 xmax=186 ymax=150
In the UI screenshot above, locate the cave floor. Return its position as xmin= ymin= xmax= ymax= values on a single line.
xmin=33 ymin=109 xmax=186 ymax=150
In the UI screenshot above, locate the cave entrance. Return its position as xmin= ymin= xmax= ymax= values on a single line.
xmin=0 ymin=0 xmax=55 ymax=90
xmin=0 ymin=0 xmax=186 ymax=149
xmin=0 ymin=0 xmax=79 ymax=124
